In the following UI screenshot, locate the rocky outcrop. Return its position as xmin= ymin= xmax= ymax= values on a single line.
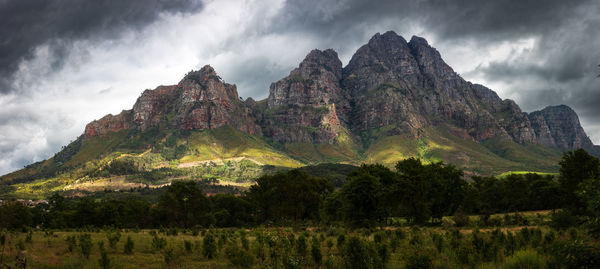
xmin=84 ymin=111 xmax=133 ymax=138
xmin=84 ymin=65 xmax=262 ymax=138
xmin=529 ymin=105 xmax=594 ymax=151
xmin=263 ymin=49 xmax=349 ymax=143
xmin=340 ymin=31 xmax=537 ymax=143
xmin=132 ymin=85 xmax=178 ymax=130
xmin=175 ymin=66 xmax=262 ymax=135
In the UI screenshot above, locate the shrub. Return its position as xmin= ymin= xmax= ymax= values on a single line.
xmin=107 ymin=231 xmax=121 ymax=249
xmin=151 ymin=235 xmax=167 ymax=251
xmin=551 ymin=241 xmax=600 ymax=268
xmin=311 ymin=239 xmax=323 ymax=265
xmin=453 ymin=211 xmax=470 ymax=227
xmin=504 ymin=249 xmax=545 ymax=269
xmin=341 ymin=236 xmax=382 ymax=269
xmin=405 ymin=251 xmax=433 ymax=269
xmin=163 ymin=248 xmax=175 ymax=267
xmin=25 ymin=231 xmax=32 ymax=243
xmin=336 ymin=234 xmax=345 ymax=247
xmin=98 ymin=249 xmax=111 ymax=269
xmin=65 ymin=235 xmax=77 ymax=252
xmin=296 ymin=235 xmax=307 ymax=256
xmin=184 ymin=240 xmax=193 ymax=253
xmin=203 ymin=233 xmax=217 ymax=259
xmin=225 ymin=243 xmax=254 ymax=268
xmin=124 ymin=236 xmax=134 ymax=254
xmin=432 ymin=233 xmax=444 ymax=253
xmin=78 ymin=234 xmax=93 ymax=259
xmin=550 ymin=210 xmax=578 ymax=230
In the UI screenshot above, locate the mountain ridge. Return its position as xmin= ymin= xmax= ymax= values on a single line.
xmin=1 ymin=31 xmax=597 ymax=192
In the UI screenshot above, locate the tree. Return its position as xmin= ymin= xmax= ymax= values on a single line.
xmin=559 ymin=149 xmax=600 ymax=213
xmin=248 ymin=170 xmax=332 ymax=223
xmin=157 ymin=180 xmax=210 ymax=227
xmin=0 ymin=201 xmax=32 ymax=229
xmin=341 ymin=173 xmax=383 ymax=226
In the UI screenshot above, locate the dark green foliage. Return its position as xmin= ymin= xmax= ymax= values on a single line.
xmin=311 ymin=239 xmax=322 ymax=265
xmin=107 ymin=231 xmax=121 ymax=249
xmin=225 ymin=243 xmax=254 ymax=268
xmin=124 ymin=236 xmax=134 ymax=254
xmin=341 ymin=236 xmax=383 ymax=269
xmin=211 ymin=194 xmax=253 ymax=227
xmin=184 ymin=240 xmax=193 ymax=253
xmin=296 ymin=234 xmax=307 ymax=256
xmin=248 ymin=169 xmax=333 ymax=223
xmin=105 ymin=158 xmax=139 ymax=176
xmin=98 ymin=249 xmax=111 ymax=269
xmin=157 ymin=180 xmax=210 ymax=227
xmin=0 ymin=201 xmax=32 ymax=229
xmin=551 ymin=241 xmax=600 ymax=268
xmin=296 ymin=163 xmax=358 ymax=188
xmin=65 ymin=235 xmax=77 ymax=252
xmin=52 ymin=138 xmax=82 ymax=166
xmin=559 ymin=149 xmax=600 ymax=214
xmin=163 ymin=248 xmax=175 ymax=267
xmin=203 ymin=233 xmax=217 ymax=259
xmin=78 ymin=234 xmax=93 ymax=259
xmin=151 ymin=234 xmax=167 ymax=251
xmin=550 ymin=210 xmax=580 ymax=230
xmin=405 ymin=251 xmax=433 ymax=269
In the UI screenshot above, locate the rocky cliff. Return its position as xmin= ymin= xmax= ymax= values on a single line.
xmin=84 ymin=65 xmax=262 ymax=138
xmin=529 ymin=105 xmax=595 ymax=151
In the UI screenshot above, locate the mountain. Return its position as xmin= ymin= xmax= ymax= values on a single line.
xmin=2 ymin=31 xmax=597 ymax=197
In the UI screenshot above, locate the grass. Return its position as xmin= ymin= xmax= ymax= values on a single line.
xmin=1 ymin=210 xmax=595 ymax=268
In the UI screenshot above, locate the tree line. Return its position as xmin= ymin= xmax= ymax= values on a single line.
xmin=1 ymin=149 xmax=599 ymax=229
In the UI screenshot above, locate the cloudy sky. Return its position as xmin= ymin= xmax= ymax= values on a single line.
xmin=1 ymin=0 xmax=599 ymax=175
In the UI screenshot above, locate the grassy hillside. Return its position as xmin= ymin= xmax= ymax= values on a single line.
xmin=0 ymin=123 xmax=565 ymax=199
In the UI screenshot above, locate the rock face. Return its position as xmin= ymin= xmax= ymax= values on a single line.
xmin=84 ymin=65 xmax=262 ymax=138
xmin=339 ymin=31 xmax=537 ymax=143
xmin=82 ymin=31 xmax=596 ymax=154
xmin=529 ymin=105 xmax=594 ymax=151
xmin=84 ymin=111 xmax=132 ymax=138
xmin=263 ymin=49 xmax=350 ymax=143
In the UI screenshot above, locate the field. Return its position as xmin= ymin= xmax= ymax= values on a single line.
xmin=1 ymin=211 xmax=598 ymax=269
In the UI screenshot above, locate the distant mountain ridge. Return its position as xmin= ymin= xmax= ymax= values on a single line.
xmin=84 ymin=31 xmax=597 ymax=151
xmin=2 ymin=31 xmax=598 ymax=190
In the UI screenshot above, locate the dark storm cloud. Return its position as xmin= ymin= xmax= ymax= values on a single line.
xmin=274 ymin=0 xmax=590 ymax=42
xmin=0 ymin=0 xmax=202 ymax=93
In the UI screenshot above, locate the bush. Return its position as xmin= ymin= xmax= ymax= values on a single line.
xmin=124 ymin=236 xmax=134 ymax=254
xmin=65 ymin=235 xmax=77 ymax=252
xmin=453 ymin=211 xmax=470 ymax=227
xmin=550 ymin=210 xmax=579 ymax=230
xmin=311 ymin=239 xmax=323 ymax=265
xmin=151 ymin=235 xmax=167 ymax=251
xmin=98 ymin=249 xmax=111 ymax=269
xmin=78 ymin=234 xmax=93 ymax=259
xmin=203 ymin=233 xmax=217 ymax=259
xmin=107 ymin=231 xmax=121 ymax=249
xmin=296 ymin=234 xmax=307 ymax=256
xmin=225 ymin=243 xmax=254 ymax=268
xmin=551 ymin=241 xmax=600 ymax=268
xmin=163 ymin=248 xmax=175 ymax=267
xmin=504 ymin=249 xmax=545 ymax=269
xmin=184 ymin=240 xmax=193 ymax=253
xmin=341 ymin=236 xmax=382 ymax=269
xmin=405 ymin=251 xmax=433 ymax=269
